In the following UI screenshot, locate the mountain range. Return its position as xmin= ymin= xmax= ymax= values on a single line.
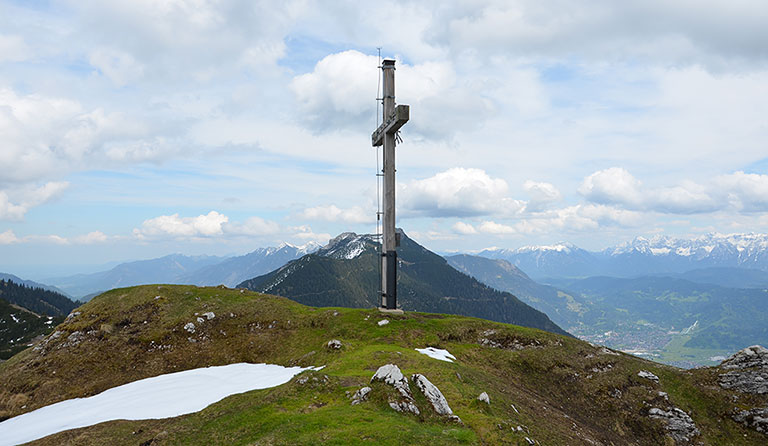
xmin=446 ymin=254 xmax=768 ymax=367
xmin=43 ymin=243 xmax=320 ymax=299
xmin=238 ymin=231 xmax=569 ymax=337
xmin=477 ymin=232 xmax=768 ymax=279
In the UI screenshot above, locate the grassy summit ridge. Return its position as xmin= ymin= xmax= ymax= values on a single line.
xmin=0 ymin=285 xmax=765 ymax=445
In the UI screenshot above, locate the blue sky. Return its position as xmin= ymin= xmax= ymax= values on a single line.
xmin=1 ymin=0 xmax=768 ymax=278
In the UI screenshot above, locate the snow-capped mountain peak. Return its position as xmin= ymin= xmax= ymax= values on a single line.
xmin=317 ymin=232 xmax=376 ymax=260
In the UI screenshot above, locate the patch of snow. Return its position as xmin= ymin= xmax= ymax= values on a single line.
xmin=10 ymin=314 xmax=19 ymax=323
xmin=415 ymin=347 xmax=456 ymax=362
xmin=377 ymin=319 xmax=389 ymax=326
xmin=0 ymin=363 xmax=317 ymax=446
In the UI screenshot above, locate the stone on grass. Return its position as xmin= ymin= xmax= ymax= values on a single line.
xmin=378 ymin=319 xmax=389 ymax=326
xmin=351 ymin=387 xmax=371 ymax=405
xmin=326 ymin=339 xmax=342 ymax=350
xmin=412 ymin=374 xmax=461 ymax=422
xmin=477 ymin=392 xmax=490 ymax=405
xmin=370 ymin=364 xmax=420 ymax=415
xmin=648 ymin=407 xmax=700 ymax=444
xmin=638 ymin=370 xmax=660 ymax=383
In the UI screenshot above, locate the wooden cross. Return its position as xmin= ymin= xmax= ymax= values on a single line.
xmin=372 ymin=59 xmax=409 ymax=310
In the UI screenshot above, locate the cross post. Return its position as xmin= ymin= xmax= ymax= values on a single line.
xmin=372 ymin=59 xmax=409 ymax=310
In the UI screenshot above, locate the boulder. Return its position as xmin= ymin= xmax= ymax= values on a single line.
xmin=477 ymin=392 xmax=490 ymax=405
xmin=648 ymin=407 xmax=700 ymax=444
xmin=638 ymin=370 xmax=660 ymax=383
xmin=412 ymin=374 xmax=461 ymax=422
xmin=326 ymin=339 xmax=342 ymax=350
xmin=718 ymin=345 xmax=768 ymax=395
xmin=371 ymin=364 xmax=418 ymax=414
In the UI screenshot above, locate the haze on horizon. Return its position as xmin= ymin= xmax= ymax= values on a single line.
xmin=1 ymin=0 xmax=768 ymax=278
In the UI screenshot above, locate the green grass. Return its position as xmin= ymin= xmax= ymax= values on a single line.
xmin=0 ymin=285 xmax=766 ymax=445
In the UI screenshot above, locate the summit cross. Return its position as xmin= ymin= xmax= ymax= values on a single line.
xmin=372 ymin=59 xmax=409 ymax=311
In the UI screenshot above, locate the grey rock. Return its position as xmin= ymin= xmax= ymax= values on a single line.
xmin=183 ymin=322 xmax=195 ymax=333
xmin=721 ymin=345 xmax=768 ymax=370
xmin=719 ymin=370 xmax=768 ymax=394
xmin=412 ymin=374 xmax=461 ymax=422
xmin=372 ymin=364 xmax=412 ymax=399
xmin=477 ymin=391 xmax=490 ymax=404
xmin=389 ymin=401 xmax=420 ymax=414
xmin=732 ymin=407 xmax=768 ymax=434
xmin=648 ymin=407 xmax=700 ymax=444
xmin=351 ymin=386 xmax=371 ymax=405
xmin=377 ymin=319 xmax=389 ymax=326
xmin=638 ymin=370 xmax=660 ymax=383
xmin=327 ymin=339 xmax=342 ymax=350
xmin=66 ymin=311 xmax=81 ymax=320
xmin=202 ymin=311 xmax=215 ymax=320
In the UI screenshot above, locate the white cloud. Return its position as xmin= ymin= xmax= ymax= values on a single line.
xmin=0 ymin=229 xmax=19 ymax=245
xmin=580 ymin=168 xmax=768 ymax=214
xmin=523 ymin=180 xmax=561 ymax=211
xmin=72 ymin=231 xmax=109 ymax=244
xmin=717 ymin=171 xmax=768 ymax=212
xmin=135 ymin=211 xmax=228 ymax=238
xmin=580 ymin=168 xmax=719 ymax=214
xmin=299 ymin=205 xmax=373 ymax=224
xmin=451 ymin=221 xmax=477 ymax=235
xmin=0 ymin=182 xmax=69 ymax=221
xmin=290 ymin=50 xmax=494 ymax=139
xmin=477 ymin=221 xmax=517 ymax=234
xmin=402 ymin=168 xmax=524 ymax=217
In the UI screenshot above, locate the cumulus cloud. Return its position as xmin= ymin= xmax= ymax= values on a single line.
xmin=0 ymin=182 xmax=69 ymax=221
xmin=0 ymin=229 xmax=19 ymax=244
xmin=523 ymin=180 xmax=561 ymax=211
xmin=452 ymin=221 xmax=477 ymax=235
xmin=580 ymin=167 xmax=768 ymax=214
xmin=135 ymin=211 xmax=229 ymax=238
xmin=299 ymin=205 xmax=372 ymax=224
xmin=402 ymin=168 xmax=524 ymax=217
xmin=0 ymin=88 xmax=157 ymax=185
xmin=132 ymin=211 xmax=330 ymax=245
xmin=290 ymin=50 xmax=494 ymax=139
xmin=72 ymin=231 xmax=109 ymax=244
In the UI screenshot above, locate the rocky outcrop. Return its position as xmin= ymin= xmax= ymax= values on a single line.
xmin=648 ymin=407 xmax=700 ymax=444
xmin=721 ymin=345 xmax=768 ymax=370
xmin=733 ymin=407 xmax=768 ymax=434
xmin=371 ymin=364 xmax=419 ymax=415
xmin=412 ymin=374 xmax=461 ymax=422
xmin=719 ymin=345 xmax=768 ymax=395
xmin=719 ymin=345 xmax=768 ymax=436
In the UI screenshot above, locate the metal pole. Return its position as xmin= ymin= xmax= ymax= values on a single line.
xmin=381 ymin=59 xmax=397 ymax=309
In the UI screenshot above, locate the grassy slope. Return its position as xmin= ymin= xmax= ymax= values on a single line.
xmin=0 ymin=285 xmax=764 ymax=445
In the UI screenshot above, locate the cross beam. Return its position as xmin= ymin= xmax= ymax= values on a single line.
xmin=371 ymin=104 xmax=409 ymax=147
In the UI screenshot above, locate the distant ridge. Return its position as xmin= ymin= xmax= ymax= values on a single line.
xmin=238 ymin=231 xmax=569 ymax=337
